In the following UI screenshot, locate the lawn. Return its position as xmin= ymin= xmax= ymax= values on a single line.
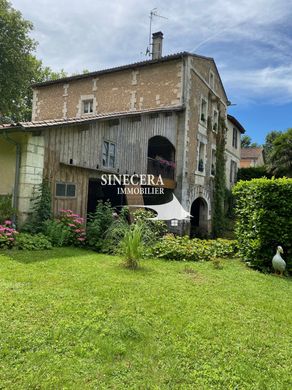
xmin=0 ymin=249 xmax=291 ymax=389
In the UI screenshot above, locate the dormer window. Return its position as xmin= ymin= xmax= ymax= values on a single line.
xmin=82 ymin=99 xmax=93 ymax=114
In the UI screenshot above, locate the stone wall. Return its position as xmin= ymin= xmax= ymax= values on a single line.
xmin=32 ymin=60 xmax=183 ymax=121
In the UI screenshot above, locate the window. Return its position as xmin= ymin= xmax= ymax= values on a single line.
xmin=209 ymin=71 xmax=215 ymax=89
xmin=212 ymin=109 xmax=218 ymax=132
xmin=82 ymin=99 xmax=93 ymax=114
xmin=230 ymin=160 xmax=238 ymax=183
xmin=211 ymin=149 xmax=216 ymax=176
xmin=198 ymin=142 xmax=205 ymax=173
xmin=200 ymin=98 xmax=208 ymax=124
xmin=103 ymin=140 xmax=116 ymax=168
xmin=232 ymin=128 xmax=238 ymax=148
xmin=56 ymin=182 xmax=76 ymax=197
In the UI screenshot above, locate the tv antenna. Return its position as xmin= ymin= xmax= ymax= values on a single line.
xmin=145 ymin=8 xmax=168 ymax=57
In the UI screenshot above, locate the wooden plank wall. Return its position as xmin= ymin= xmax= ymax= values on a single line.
xmin=43 ymin=112 xmax=179 ymax=218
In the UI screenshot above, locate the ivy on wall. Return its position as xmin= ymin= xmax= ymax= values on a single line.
xmin=212 ymin=116 xmax=227 ymax=237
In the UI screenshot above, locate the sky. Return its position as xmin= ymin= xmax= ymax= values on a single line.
xmin=11 ymin=0 xmax=292 ymax=144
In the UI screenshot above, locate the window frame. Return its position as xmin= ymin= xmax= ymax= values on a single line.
xmin=102 ymin=140 xmax=116 ymax=169
xmin=55 ymin=182 xmax=77 ymax=198
xmin=82 ymin=99 xmax=94 ymax=115
xmin=200 ymin=97 xmax=208 ymax=126
xmin=212 ymin=108 xmax=219 ymax=132
xmin=232 ymin=127 xmax=238 ymax=149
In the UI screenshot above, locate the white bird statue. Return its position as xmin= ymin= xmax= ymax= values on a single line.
xmin=272 ymin=246 xmax=286 ymax=276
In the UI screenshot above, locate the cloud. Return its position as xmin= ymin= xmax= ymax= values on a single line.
xmin=10 ymin=0 xmax=292 ymax=105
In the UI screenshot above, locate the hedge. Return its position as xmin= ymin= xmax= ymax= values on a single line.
xmin=232 ymin=178 xmax=292 ymax=272
xmin=150 ymin=235 xmax=237 ymax=261
xmin=237 ymin=167 xmax=272 ymax=181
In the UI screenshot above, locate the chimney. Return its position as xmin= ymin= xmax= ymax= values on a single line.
xmin=152 ymin=31 xmax=163 ymax=60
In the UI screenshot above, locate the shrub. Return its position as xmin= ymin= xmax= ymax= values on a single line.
xmin=232 ymin=178 xmax=292 ymax=272
xmin=15 ymin=233 xmax=52 ymax=250
xmin=86 ymin=201 xmax=115 ymax=251
xmin=0 ymin=195 xmax=16 ymax=224
xmin=132 ymin=209 xmax=168 ymax=244
xmin=59 ymin=210 xmax=86 ymax=245
xmin=44 ymin=210 xmax=86 ymax=247
xmin=120 ymin=224 xmax=144 ymax=269
xmin=150 ymin=235 xmax=237 ymax=261
xmin=0 ymin=220 xmax=18 ymax=249
xmin=237 ymin=167 xmax=272 ymax=181
xmin=43 ymin=219 xmax=72 ymax=247
xmin=22 ymin=179 xmax=52 ymax=233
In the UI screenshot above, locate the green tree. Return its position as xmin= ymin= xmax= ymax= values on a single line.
xmin=263 ymin=130 xmax=282 ymax=165
xmin=268 ymin=128 xmax=292 ymax=177
xmin=241 ymin=135 xmax=260 ymax=148
xmin=0 ymin=1 xmax=67 ymax=122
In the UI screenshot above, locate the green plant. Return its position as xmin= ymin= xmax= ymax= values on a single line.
xmin=15 ymin=233 xmax=52 ymax=250
xmin=132 ymin=209 xmax=167 ymax=244
xmin=23 ymin=179 xmax=52 ymax=233
xmin=233 ymin=177 xmax=292 ymax=273
xmin=0 ymin=220 xmax=18 ymax=248
xmin=150 ymin=235 xmax=237 ymax=262
xmin=0 ymin=195 xmax=16 ymax=224
xmin=212 ymin=117 xmax=227 ymax=237
xmin=86 ymin=201 xmax=115 ymax=251
xmin=43 ymin=219 xmax=72 ymax=247
xmin=120 ymin=224 xmax=144 ymax=269
xmin=237 ymin=167 xmax=272 ymax=181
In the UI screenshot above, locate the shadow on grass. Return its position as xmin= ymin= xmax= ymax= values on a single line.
xmin=0 ymin=247 xmax=94 ymax=264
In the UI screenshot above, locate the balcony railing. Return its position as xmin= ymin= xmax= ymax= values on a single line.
xmin=147 ymin=157 xmax=175 ymax=180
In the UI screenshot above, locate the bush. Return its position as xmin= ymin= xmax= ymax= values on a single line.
xmin=43 ymin=219 xmax=72 ymax=247
xmin=44 ymin=210 xmax=86 ymax=247
xmin=120 ymin=224 xmax=144 ymax=269
xmin=150 ymin=235 xmax=237 ymax=261
xmin=0 ymin=195 xmax=16 ymax=224
xmin=0 ymin=220 xmax=18 ymax=248
xmin=237 ymin=167 xmax=272 ymax=181
xmin=86 ymin=201 xmax=115 ymax=251
xmin=22 ymin=179 xmax=51 ymax=233
xmin=232 ymin=178 xmax=292 ymax=272
xmin=132 ymin=209 xmax=168 ymax=244
xmin=15 ymin=233 xmax=52 ymax=250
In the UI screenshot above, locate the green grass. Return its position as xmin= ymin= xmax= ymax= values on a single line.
xmin=0 ymin=248 xmax=291 ymax=389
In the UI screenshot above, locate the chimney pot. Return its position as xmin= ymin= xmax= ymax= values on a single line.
xmin=152 ymin=31 xmax=163 ymax=60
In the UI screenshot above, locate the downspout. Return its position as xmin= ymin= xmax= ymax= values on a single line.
xmin=1 ymin=132 xmax=21 ymax=224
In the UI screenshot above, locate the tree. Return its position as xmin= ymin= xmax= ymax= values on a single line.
xmin=268 ymin=128 xmax=292 ymax=177
xmin=263 ymin=130 xmax=282 ymax=165
xmin=241 ymin=135 xmax=260 ymax=148
xmin=0 ymin=1 xmax=67 ymax=122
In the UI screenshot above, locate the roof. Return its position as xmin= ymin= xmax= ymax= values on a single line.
xmin=227 ymin=114 xmax=245 ymax=134
xmin=31 ymin=51 xmax=228 ymax=100
xmin=241 ymin=147 xmax=263 ymax=159
xmin=0 ymin=105 xmax=184 ymax=132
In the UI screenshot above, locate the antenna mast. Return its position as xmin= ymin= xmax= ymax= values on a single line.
xmin=146 ymin=8 xmax=168 ymax=57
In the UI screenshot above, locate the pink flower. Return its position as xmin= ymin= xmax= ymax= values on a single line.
xmin=68 ymin=223 xmax=75 ymax=227
xmin=8 ymin=238 xmax=14 ymax=241
xmin=4 ymin=220 xmax=12 ymax=225
xmin=77 ymin=237 xmax=85 ymax=241
xmin=75 ymin=229 xmax=81 ymax=233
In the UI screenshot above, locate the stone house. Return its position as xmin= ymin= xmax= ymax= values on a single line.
xmin=0 ymin=32 xmax=244 ymax=235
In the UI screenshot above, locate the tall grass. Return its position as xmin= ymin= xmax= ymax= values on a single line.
xmin=120 ymin=224 xmax=143 ymax=269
